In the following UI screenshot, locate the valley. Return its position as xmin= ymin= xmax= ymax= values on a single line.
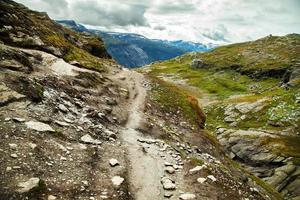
xmin=57 ymin=20 xmax=214 ymax=68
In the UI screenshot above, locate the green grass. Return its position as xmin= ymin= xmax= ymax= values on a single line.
xmin=147 ymin=57 xmax=280 ymax=100
xmin=141 ymin=34 xmax=300 ymax=199
xmin=150 ymin=77 xmax=204 ymax=127
xmin=261 ymin=136 xmax=300 ymax=158
xmin=195 ymin=34 xmax=300 ymax=76
xmin=190 ymin=157 xmax=205 ymax=166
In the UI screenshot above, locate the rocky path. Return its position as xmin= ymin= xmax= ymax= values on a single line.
xmin=116 ymin=69 xmax=185 ymax=200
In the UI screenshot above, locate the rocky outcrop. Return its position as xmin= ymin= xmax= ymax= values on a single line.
xmin=0 ymin=0 xmax=111 ymax=71
xmin=190 ymin=59 xmax=208 ymax=69
xmin=216 ymin=127 xmax=300 ymax=198
xmin=0 ymin=43 xmax=128 ymax=199
xmin=223 ymin=98 xmax=269 ymax=126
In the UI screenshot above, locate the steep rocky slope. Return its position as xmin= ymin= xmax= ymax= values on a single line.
xmin=141 ymin=34 xmax=300 ymax=199
xmin=0 ymin=0 xmax=112 ymax=71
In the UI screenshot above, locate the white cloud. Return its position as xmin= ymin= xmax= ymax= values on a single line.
xmin=15 ymin=0 xmax=300 ymax=44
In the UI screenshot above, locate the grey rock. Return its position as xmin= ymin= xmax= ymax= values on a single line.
xmin=179 ymin=193 xmax=196 ymax=199
xmin=197 ymin=177 xmax=206 ymax=183
xmin=9 ymin=143 xmax=18 ymax=150
xmin=161 ymin=177 xmax=176 ymax=190
xmin=224 ymin=116 xmax=236 ymax=123
xmin=164 ymin=162 xmax=173 ymax=167
xmin=189 ymin=165 xmax=206 ymax=173
xmin=0 ymin=59 xmax=24 ymax=70
xmin=54 ymin=120 xmax=70 ymax=127
xmin=0 ymin=83 xmax=26 ymax=106
xmin=207 ymin=175 xmax=217 ymax=182
xmin=164 ymin=192 xmax=173 ymax=198
xmin=266 ymin=164 xmax=296 ymax=191
xmin=48 ymin=195 xmax=57 ymax=200
xmin=25 ymin=121 xmax=55 ymax=132
xmin=12 ymin=117 xmax=26 ymax=122
xmin=111 ymin=176 xmax=124 ymax=186
xmin=10 ymin=153 xmax=18 ymax=158
xmin=235 ymin=98 xmax=268 ymax=114
xmin=16 ymin=178 xmax=41 ymax=193
xmin=109 ymin=159 xmax=119 ymax=167
xmin=58 ymin=104 xmax=69 ymax=112
xmin=251 ymin=152 xmax=277 ymax=163
xmin=165 ymin=166 xmax=175 ymax=174
xmin=45 ymin=46 xmax=62 ymax=57
xmin=80 ymin=134 xmax=101 ymax=145
xmin=104 ymin=129 xmax=117 ymax=139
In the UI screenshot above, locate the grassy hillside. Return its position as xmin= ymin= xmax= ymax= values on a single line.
xmin=140 ymin=34 xmax=300 ymax=199
xmin=192 ymin=34 xmax=300 ymax=80
xmin=0 ymin=0 xmax=113 ymax=71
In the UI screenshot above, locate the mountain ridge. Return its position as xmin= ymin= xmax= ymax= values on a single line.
xmin=57 ymin=20 xmax=215 ymax=67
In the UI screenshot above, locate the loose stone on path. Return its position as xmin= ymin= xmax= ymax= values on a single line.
xmin=111 ymin=176 xmax=124 ymax=187
xmin=109 ymin=159 xmax=119 ymax=167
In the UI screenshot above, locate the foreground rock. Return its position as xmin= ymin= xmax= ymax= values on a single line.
xmin=161 ymin=177 xmax=176 ymax=190
xmin=25 ymin=121 xmax=55 ymax=132
xmin=0 ymin=83 xmax=25 ymax=106
xmin=16 ymin=178 xmax=41 ymax=193
xmin=109 ymin=159 xmax=119 ymax=167
xmin=111 ymin=176 xmax=124 ymax=187
xmin=179 ymin=193 xmax=196 ymax=200
xmin=217 ymin=127 xmax=300 ymax=198
xmin=80 ymin=134 xmax=102 ymax=145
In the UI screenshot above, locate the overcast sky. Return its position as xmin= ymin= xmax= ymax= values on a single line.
xmin=16 ymin=0 xmax=300 ymax=44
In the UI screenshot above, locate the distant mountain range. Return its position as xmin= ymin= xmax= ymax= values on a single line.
xmin=57 ymin=20 xmax=216 ymax=67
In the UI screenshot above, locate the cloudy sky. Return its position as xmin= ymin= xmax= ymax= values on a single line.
xmin=16 ymin=0 xmax=300 ymax=44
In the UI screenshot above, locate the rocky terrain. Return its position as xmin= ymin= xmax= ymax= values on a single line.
xmin=0 ymin=1 xmax=298 ymax=200
xmin=141 ymin=34 xmax=300 ymax=199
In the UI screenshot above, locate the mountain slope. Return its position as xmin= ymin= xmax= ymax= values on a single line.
xmin=0 ymin=1 xmax=112 ymax=71
xmin=192 ymin=34 xmax=300 ymax=81
xmin=141 ymin=33 xmax=300 ymax=199
xmin=57 ymin=20 xmax=214 ymax=68
xmin=92 ymin=30 xmax=214 ymax=68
